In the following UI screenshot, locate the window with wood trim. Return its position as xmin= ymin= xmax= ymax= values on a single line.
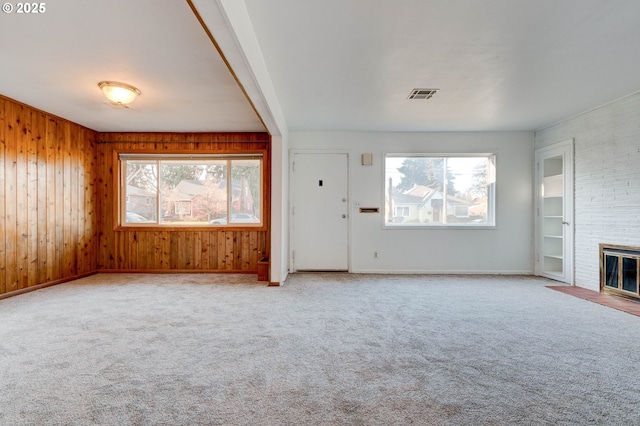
xmin=119 ymin=154 xmax=262 ymax=227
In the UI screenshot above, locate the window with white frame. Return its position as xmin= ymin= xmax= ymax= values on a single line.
xmin=384 ymin=154 xmax=496 ymax=227
xmin=120 ymin=154 xmax=262 ymax=226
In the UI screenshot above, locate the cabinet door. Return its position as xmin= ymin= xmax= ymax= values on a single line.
xmin=535 ymin=140 xmax=574 ymax=284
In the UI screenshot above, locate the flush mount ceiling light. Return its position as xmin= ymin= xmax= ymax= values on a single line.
xmin=98 ymin=81 xmax=141 ymax=107
xmin=408 ymin=88 xmax=439 ymax=100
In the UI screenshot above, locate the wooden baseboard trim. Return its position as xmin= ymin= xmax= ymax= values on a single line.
xmin=98 ymin=269 xmax=257 ymax=274
xmin=0 ymin=270 xmax=271 ymax=300
xmin=547 ymin=285 xmax=640 ymax=317
xmin=0 ymin=271 xmax=99 ymax=300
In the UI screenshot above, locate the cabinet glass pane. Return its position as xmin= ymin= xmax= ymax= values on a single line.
xmin=543 ymin=217 xmax=563 ymax=236
xmin=544 ymin=256 xmax=563 ymax=274
xmin=543 ymin=237 xmax=563 ymax=257
xmin=543 ymin=175 xmax=563 ymax=197
xmin=543 ymin=197 xmax=563 ymax=217
xmin=543 ymin=157 xmax=563 ymax=177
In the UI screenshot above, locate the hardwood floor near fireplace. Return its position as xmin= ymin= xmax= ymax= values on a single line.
xmin=548 ymin=285 xmax=640 ymax=317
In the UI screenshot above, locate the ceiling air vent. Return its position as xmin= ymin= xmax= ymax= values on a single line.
xmin=408 ymin=88 xmax=438 ymax=100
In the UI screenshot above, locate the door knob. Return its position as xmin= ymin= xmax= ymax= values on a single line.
xmin=342 ymin=214 xmax=346 ymax=219
xmin=562 ymin=221 xmax=569 ymax=225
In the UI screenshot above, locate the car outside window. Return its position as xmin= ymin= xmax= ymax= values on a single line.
xmin=120 ymin=154 xmax=262 ymax=227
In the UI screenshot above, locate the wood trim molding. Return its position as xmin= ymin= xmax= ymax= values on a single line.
xmin=0 ymin=271 xmax=99 ymax=300
xmin=98 ymin=269 xmax=258 ymax=275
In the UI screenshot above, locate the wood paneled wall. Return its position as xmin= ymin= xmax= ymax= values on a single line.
xmin=0 ymin=96 xmax=269 ymax=298
xmin=96 ymin=132 xmax=270 ymax=273
xmin=0 ymin=96 xmax=99 ymax=297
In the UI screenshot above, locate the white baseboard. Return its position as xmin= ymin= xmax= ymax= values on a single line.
xmin=348 ymin=269 xmax=534 ymax=275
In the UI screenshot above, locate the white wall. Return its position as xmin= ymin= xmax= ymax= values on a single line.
xmin=535 ymin=92 xmax=640 ymax=291
xmin=197 ymin=0 xmax=291 ymax=284
xmin=270 ymin=134 xmax=289 ymax=284
xmin=290 ymin=131 xmax=534 ymax=274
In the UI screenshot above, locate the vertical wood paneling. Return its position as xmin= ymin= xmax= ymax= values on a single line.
xmin=70 ymin=125 xmax=79 ymax=276
xmin=45 ymin=117 xmax=57 ymax=282
xmin=27 ymin=108 xmax=40 ymax=288
xmin=0 ymin=95 xmax=98 ymax=297
xmin=5 ymin=101 xmax=18 ymax=293
xmin=77 ymin=127 xmax=88 ymax=273
xmin=0 ymin=98 xmax=6 ymax=294
xmin=193 ymin=232 xmax=202 ymax=269
xmin=241 ymin=231 xmax=250 ymax=271
xmin=209 ymin=231 xmax=218 ymax=269
xmin=0 ymin=111 xmax=271 ymax=293
xmin=217 ymin=230 xmax=227 ymax=269
xmin=233 ymin=231 xmax=241 ymax=270
xmin=225 ymin=231 xmax=234 ymax=271
xmin=36 ymin=111 xmax=48 ymax=284
xmin=95 ymin=132 xmax=270 ymax=273
xmin=137 ymin=231 xmax=147 ymax=270
xmin=169 ymin=232 xmax=179 ymax=269
xmin=62 ymin=122 xmax=72 ymax=277
xmin=16 ymin=103 xmax=29 ymax=289
xmin=201 ymin=231 xmax=209 ymax=269
xmin=250 ymin=231 xmax=259 ymax=265
xmin=54 ymin=119 xmax=64 ymax=278
xmin=98 ymin=144 xmax=112 ymax=270
xmin=0 ymin=97 xmax=280 ymax=294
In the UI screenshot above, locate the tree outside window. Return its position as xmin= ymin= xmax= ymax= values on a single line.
xmin=385 ymin=154 xmax=495 ymax=227
xmin=121 ymin=155 xmax=262 ymax=226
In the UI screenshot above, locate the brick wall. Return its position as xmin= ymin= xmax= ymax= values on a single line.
xmin=535 ymin=92 xmax=640 ymax=290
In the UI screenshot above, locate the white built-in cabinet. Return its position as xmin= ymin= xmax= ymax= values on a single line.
xmin=535 ymin=140 xmax=574 ymax=284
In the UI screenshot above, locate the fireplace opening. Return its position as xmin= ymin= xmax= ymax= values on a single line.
xmin=601 ymin=244 xmax=640 ymax=300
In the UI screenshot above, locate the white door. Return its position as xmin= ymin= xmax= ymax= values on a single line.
xmin=535 ymin=140 xmax=574 ymax=284
xmin=291 ymin=153 xmax=349 ymax=271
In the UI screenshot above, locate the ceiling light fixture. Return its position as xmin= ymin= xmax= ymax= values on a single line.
xmin=98 ymin=81 xmax=141 ymax=107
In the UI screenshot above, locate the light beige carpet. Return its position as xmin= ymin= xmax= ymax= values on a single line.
xmin=1 ymin=273 xmax=639 ymax=425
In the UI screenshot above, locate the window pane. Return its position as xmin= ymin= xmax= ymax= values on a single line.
xmin=124 ymin=161 xmax=157 ymax=223
xmin=622 ymin=257 xmax=637 ymax=293
xmin=605 ymin=255 xmax=619 ymax=288
xmin=120 ymin=154 xmax=263 ymax=227
xmin=385 ymin=155 xmax=495 ymax=226
xmin=160 ymin=160 xmax=227 ymax=225
xmin=229 ymin=159 xmax=261 ymax=224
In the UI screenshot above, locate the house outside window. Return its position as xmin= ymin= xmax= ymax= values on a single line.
xmin=385 ymin=154 xmax=496 ymax=227
xmin=174 ymin=201 xmax=192 ymax=215
xmin=454 ymin=205 xmax=470 ymax=218
xmin=120 ymin=154 xmax=263 ymax=227
xmin=394 ymin=206 xmax=410 ymax=217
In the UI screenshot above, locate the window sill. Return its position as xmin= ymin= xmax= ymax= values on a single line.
xmin=116 ymin=224 xmax=266 ymax=231
xmin=383 ymin=224 xmax=496 ymax=230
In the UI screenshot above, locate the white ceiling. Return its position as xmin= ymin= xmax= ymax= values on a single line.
xmin=0 ymin=0 xmax=264 ymax=132
xmin=1 ymin=1 xmax=640 ymax=133
xmin=243 ymin=0 xmax=640 ymax=131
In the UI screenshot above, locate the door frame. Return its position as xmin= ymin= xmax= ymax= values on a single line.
xmin=534 ymin=139 xmax=574 ymax=284
xmin=289 ymin=150 xmax=351 ymax=272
